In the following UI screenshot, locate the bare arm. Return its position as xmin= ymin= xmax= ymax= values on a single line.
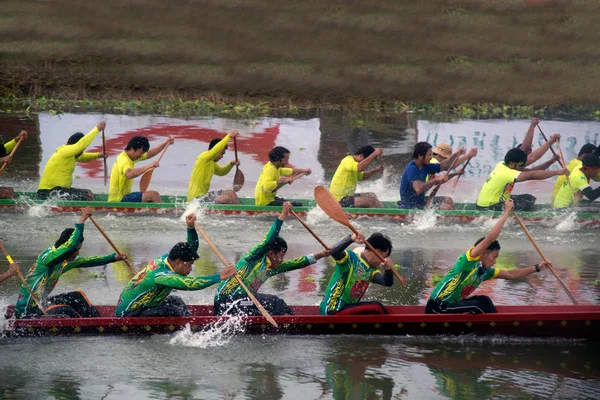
xmin=497 ymin=260 xmax=550 ymax=280
xmin=146 ymin=137 xmax=174 ymax=159
xmin=516 ymin=168 xmax=566 ymax=182
xmin=413 ymin=175 xmax=447 ymax=194
xmin=439 ymin=148 xmax=465 ymax=171
xmin=521 ymin=118 xmax=538 ymax=154
xmin=527 ymin=134 xmax=560 ymax=166
xmin=470 ymin=200 xmax=513 ymax=258
xmin=124 ymin=162 xmax=157 ymax=179
xmin=524 ymin=155 xmax=560 ymax=171
xmin=362 ymin=165 xmax=384 ymax=180
xmin=357 ymin=148 xmax=383 ymax=172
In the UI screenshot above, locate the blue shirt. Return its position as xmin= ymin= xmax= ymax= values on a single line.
xmin=398 ymin=160 xmax=441 ymax=209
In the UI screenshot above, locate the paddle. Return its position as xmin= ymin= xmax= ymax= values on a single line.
xmin=272 ymin=171 xmax=307 ymax=193
xmin=193 ymin=222 xmax=278 ymax=328
xmin=0 ymin=136 xmax=24 ymax=175
xmin=512 ymin=211 xmax=578 ymax=304
xmin=102 ymin=129 xmax=108 ymax=186
xmin=425 ymin=155 xmax=462 ymax=209
xmin=232 ymin=137 xmax=245 ymax=192
xmin=314 ymin=186 xmax=407 ymax=285
xmin=0 ymin=241 xmax=48 ymax=316
xmin=536 ymin=126 xmax=562 ymax=167
xmin=451 ymin=157 xmax=472 ymax=194
xmin=88 ymin=216 xmax=137 ymax=275
xmin=140 ymin=142 xmax=170 ymax=193
xmin=290 ymin=211 xmax=330 ymax=250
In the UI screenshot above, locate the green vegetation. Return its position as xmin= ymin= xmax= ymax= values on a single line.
xmin=1 ymin=0 xmax=600 ymax=116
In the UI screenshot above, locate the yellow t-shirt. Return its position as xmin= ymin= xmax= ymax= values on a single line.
xmin=254 ymin=162 xmax=293 ymax=206
xmin=553 ymin=166 xmax=589 ymax=209
xmin=476 ymin=162 xmax=521 ymax=207
xmin=551 ymin=158 xmax=580 ymax=207
xmin=3 ymin=139 xmax=16 ymax=154
xmin=329 ymin=155 xmax=365 ymax=200
xmin=38 ymin=127 xmax=100 ymax=190
xmin=187 ymin=135 xmax=234 ymax=201
xmin=593 ymin=169 xmax=600 ymax=182
xmin=426 ymin=157 xmax=440 ymax=182
xmin=108 ymin=151 xmax=148 ymax=202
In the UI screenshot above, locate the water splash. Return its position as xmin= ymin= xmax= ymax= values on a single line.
xmin=179 ymin=199 xmax=208 ymax=222
xmin=411 ymin=209 xmax=437 ymax=230
xmin=169 ymin=315 xmax=246 ymax=348
xmin=555 ymin=212 xmax=580 ymax=232
xmin=0 ymin=300 xmax=14 ymax=338
xmin=305 ymin=206 xmax=329 ymax=225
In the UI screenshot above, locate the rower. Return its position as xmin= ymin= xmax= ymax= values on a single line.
xmin=254 ymin=146 xmax=311 ymax=206
xmin=554 ymin=154 xmax=600 ymax=210
xmin=426 ymin=199 xmax=552 ymax=314
xmin=397 ymin=142 xmax=466 ymax=210
xmin=329 ymin=146 xmax=384 ymax=208
xmin=187 ymin=130 xmax=240 ymax=204
xmin=214 ymin=202 xmax=329 ymax=316
xmin=0 ymin=261 xmax=20 ymax=285
xmin=14 ymin=207 xmax=127 ymax=318
xmin=108 ymin=135 xmax=173 ymax=203
xmin=115 ymin=213 xmax=237 ymax=317
xmin=551 ymin=143 xmax=597 ymax=207
xmin=476 ymin=148 xmax=567 ymax=211
xmin=430 ymin=143 xmax=477 ymax=180
xmin=37 ymin=122 xmax=106 ymax=201
xmin=320 ymin=230 xmax=395 ymax=315
xmin=0 ymin=129 xmax=28 ymax=199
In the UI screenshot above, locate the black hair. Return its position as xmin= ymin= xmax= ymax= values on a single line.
xmin=504 ymin=148 xmax=527 ymax=165
xmin=168 ymin=242 xmax=200 ymax=262
xmin=578 ymin=143 xmax=597 ymax=157
xmin=366 ymin=233 xmax=393 ymax=255
xmin=474 ymin=237 xmax=501 ymax=251
xmin=125 ymin=136 xmax=150 ymax=152
xmin=0 ymin=140 xmax=6 ymax=157
xmin=412 ymin=142 xmax=432 ymax=159
xmin=208 ymin=138 xmax=224 ymax=150
xmin=354 ymin=145 xmax=375 ymax=158
xmin=67 ymin=133 xmax=84 ymax=145
xmin=54 ymin=228 xmax=83 ymax=261
xmin=269 ymin=146 xmax=291 ymax=163
xmin=266 ymin=237 xmax=288 ymax=253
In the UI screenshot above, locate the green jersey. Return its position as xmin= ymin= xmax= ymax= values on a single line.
xmin=320 ymin=250 xmax=382 ymax=315
xmin=215 ymin=218 xmax=316 ymax=299
xmin=429 ymin=248 xmax=499 ymax=304
xmin=115 ymin=228 xmax=221 ymax=316
xmin=15 ymin=223 xmax=117 ymax=316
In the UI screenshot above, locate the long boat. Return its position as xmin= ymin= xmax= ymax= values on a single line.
xmin=1 ymin=192 xmax=598 ymax=224
xmin=4 ymin=305 xmax=600 ymax=338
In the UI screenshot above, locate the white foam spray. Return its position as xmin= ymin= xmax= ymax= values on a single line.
xmin=555 ymin=212 xmax=580 ymax=232
xmin=411 ymin=209 xmax=437 ymax=230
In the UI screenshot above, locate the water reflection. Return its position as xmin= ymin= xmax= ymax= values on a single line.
xmin=242 ymin=363 xmax=284 ymax=400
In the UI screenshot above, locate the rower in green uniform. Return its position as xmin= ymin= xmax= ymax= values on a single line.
xmin=37 ymin=121 xmax=107 ymax=201
xmin=0 ymin=129 xmax=28 ymax=165
xmin=554 ymin=154 xmax=600 ymax=210
xmin=14 ymin=207 xmax=126 ymax=318
xmin=426 ymin=199 xmax=553 ymax=314
xmin=329 ymin=146 xmax=385 ymax=208
xmin=108 ymin=135 xmax=173 ymax=203
xmin=476 ymin=148 xmax=567 ymax=211
xmin=115 ymin=213 xmax=237 ymax=317
xmin=214 ymin=202 xmax=329 ymax=316
xmin=320 ymin=231 xmax=395 ymax=315
xmin=254 ymin=146 xmax=311 ymax=206
xmin=187 ymin=130 xmax=240 ymax=204
xmin=551 ymin=143 xmax=597 ymax=207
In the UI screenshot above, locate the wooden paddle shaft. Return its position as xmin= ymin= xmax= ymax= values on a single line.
xmin=426 ymin=154 xmax=462 ymax=208
xmin=0 ymin=242 xmax=48 ymax=315
xmin=272 ymin=171 xmax=307 ymax=193
xmin=194 ymin=222 xmax=278 ymax=328
xmin=102 ymin=129 xmax=108 ymax=186
xmin=0 ymin=137 xmax=24 ymax=174
xmin=233 ymin=137 xmax=240 ymax=165
xmin=88 ymin=216 xmax=137 ymax=275
xmin=537 ymin=126 xmax=562 ymax=167
xmin=451 ymin=157 xmax=472 ymax=192
xmin=512 ymin=212 xmax=578 ymax=305
xmin=290 ymin=211 xmax=329 ymax=250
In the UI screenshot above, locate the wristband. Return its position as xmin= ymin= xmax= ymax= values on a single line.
xmin=534 ymin=263 xmax=540 ymax=273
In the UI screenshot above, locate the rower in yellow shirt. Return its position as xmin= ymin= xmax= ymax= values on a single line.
xmin=254 ymin=146 xmax=311 ymax=206
xmin=37 ymin=122 xmax=107 ymax=201
xmin=187 ymin=130 xmax=240 ymax=204
xmin=329 ymin=146 xmax=384 ymax=208
xmin=108 ymin=135 xmax=173 ymax=203
xmin=554 ymin=154 xmax=600 ymax=209
xmin=476 ymin=148 xmax=567 ymax=211
xmin=551 ymin=143 xmax=596 ymax=207
xmin=0 ymin=129 xmax=28 ymax=165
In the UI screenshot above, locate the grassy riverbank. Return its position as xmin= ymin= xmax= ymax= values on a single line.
xmin=1 ymin=0 xmax=599 ymax=117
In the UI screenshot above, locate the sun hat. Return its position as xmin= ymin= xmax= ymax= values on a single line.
xmin=433 ymin=143 xmax=452 ymax=159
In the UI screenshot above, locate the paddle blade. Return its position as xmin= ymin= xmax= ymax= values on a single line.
xmin=139 ymin=169 xmax=154 ymax=193
xmin=233 ymin=168 xmax=245 ymax=192
xmin=314 ymin=186 xmax=351 ymax=228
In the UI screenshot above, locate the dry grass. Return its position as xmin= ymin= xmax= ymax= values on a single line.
xmin=1 ymin=0 xmax=599 ymax=106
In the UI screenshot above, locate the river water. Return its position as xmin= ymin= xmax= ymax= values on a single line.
xmin=0 ymin=112 xmax=599 ymax=399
